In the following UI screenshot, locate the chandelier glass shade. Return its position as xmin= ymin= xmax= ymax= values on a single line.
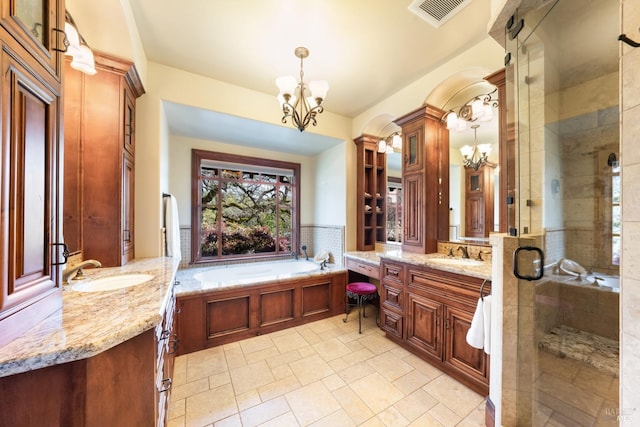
xmin=276 ymin=47 xmax=329 ymax=132
xmin=460 ymin=124 xmax=491 ymax=170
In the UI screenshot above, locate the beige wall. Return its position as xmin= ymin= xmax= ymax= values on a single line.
xmin=167 ymin=135 xmax=320 ymax=227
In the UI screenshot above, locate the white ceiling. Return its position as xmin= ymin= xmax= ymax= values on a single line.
xmin=126 ymin=0 xmax=497 ymax=155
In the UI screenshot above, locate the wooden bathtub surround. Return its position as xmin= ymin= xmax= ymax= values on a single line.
xmin=176 ymin=270 xmax=347 ymax=355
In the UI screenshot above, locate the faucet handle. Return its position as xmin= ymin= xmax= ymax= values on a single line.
xmin=446 ymin=246 xmax=454 ymax=257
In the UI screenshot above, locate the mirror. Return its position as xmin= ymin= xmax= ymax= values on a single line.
xmin=384 ymin=83 xmax=500 ymax=244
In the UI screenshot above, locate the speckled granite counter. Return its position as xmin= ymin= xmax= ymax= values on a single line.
xmin=0 ymin=257 xmax=179 ymax=378
xmin=344 ymin=248 xmax=492 ymax=280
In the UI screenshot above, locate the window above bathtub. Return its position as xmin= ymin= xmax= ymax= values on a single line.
xmin=192 ymin=149 xmax=300 ymax=263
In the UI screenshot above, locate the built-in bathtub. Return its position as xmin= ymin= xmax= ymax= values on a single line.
xmin=174 ymin=260 xmax=347 ymax=354
xmin=191 ymin=259 xmax=321 ymax=288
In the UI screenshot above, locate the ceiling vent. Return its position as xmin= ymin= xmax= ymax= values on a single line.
xmin=408 ymin=0 xmax=473 ymax=28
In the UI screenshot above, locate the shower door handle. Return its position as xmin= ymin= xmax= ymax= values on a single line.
xmin=513 ymin=246 xmax=544 ymax=281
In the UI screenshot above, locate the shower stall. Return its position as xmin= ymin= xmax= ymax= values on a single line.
xmin=506 ymin=0 xmax=620 ymax=425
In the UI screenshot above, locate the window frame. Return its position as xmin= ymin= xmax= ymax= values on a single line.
xmin=191 ymin=149 xmax=300 ymax=264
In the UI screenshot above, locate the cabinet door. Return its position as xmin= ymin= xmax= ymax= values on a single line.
xmin=122 ymin=151 xmax=134 ymax=264
xmin=402 ymin=122 xmax=423 ymax=172
xmin=443 ymin=305 xmax=488 ymax=383
xmin=402 ymin=172 xmax=424 ymax=250
xmin=0 ymin=0 xmax=64 ymax=78
xmin=406 ymin=293 xmax=442 ymax=361
xmin=0 ymin=50 xmax=62 ymax=346
xmin=465 ymin=193 xmax=485 ymax=237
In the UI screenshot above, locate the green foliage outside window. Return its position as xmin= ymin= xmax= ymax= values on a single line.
xmin=197 ymin=160 xmax=294 ymax=259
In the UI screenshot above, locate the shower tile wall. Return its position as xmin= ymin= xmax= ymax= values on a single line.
xmin=621 ymin=0 xmax=640 ymax=418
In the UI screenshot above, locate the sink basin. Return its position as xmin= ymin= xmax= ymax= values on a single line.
xmin=72 ymin=274 xmax=154 ymax=292
xmin=427 ymin=258 xmax=484 ymax=267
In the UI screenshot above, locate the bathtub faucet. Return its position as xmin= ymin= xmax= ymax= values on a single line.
xmin=301 ymin=245 xmax=309 ymax=261
xmin=291 ymin=251 xmax=298 ymax=260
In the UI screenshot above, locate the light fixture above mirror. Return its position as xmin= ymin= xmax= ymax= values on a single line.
xmin=64 ymin=11 xmax=96 ymax=75
xmin=378 ymin=132 xmax=402 ymax=153
xmin=443 ymin=88 xmax=498 ymax=132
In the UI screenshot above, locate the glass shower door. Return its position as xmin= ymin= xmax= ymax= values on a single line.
xmin=506 ymin=0 xmax=620 ymax=425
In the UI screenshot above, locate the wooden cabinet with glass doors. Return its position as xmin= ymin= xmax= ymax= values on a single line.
xmin=394 ymin=105 xmax=449 ymax=254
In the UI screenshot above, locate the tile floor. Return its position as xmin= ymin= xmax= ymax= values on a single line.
xmin=168 ymin=312 xmax=486 ymax=426
xmin=533 ymin=350 xmax=619 ymax=426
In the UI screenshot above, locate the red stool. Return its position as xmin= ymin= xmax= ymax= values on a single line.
xmin=343 ymin=282 xmax=378 ymax=333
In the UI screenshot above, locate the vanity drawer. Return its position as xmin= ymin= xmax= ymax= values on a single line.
xmin=346 ymin=258 xmax=380 ymax=280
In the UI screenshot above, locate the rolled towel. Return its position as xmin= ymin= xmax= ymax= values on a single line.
xmin=483 ymin=295 xmax=492 ymax=354
xmin=466 ymin=298 xmax=484 ymax=349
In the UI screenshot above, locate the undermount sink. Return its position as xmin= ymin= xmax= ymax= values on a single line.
xmin=427 ymin=257 xmax=484 ymax=267
xmin=72 ymin=274 xmax=154 ymax=292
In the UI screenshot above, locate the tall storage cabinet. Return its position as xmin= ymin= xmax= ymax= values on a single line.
xmin=354 ymin=135 xmax=386 ymax=251
xmin=0 ymin=0 xmax=65 ymax=347
xmin=395 ymin=105 xmax=449 ymax=254
xmin=63 ymin=52 xmax=144 ymax=267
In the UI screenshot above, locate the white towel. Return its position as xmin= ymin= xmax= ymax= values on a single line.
xmin=466 ymin=298 xmax=484 ymax=349
xmin=483 ymin=295 xmax=492 ymax=354
xmin=164 ymin=195 xmax=181 ymax=261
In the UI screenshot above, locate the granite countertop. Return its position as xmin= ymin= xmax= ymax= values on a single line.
xmin=344 ymin=249 xmax=492 ymax=280
xmin=0 ymin=257 xmax=179 ymax=378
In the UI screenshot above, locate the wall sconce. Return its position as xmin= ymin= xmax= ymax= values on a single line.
xmin=64 ymin=11 xmax=96 ymax=75
xmin=378 ymin=132 xmax=402 ymax=153
xmin=443 ymin=89 xmax=498 ymax=132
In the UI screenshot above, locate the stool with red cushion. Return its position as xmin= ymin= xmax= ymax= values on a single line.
xmin=343 ymin=282 xmax=379 ymax=333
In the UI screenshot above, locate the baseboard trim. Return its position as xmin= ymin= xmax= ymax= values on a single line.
xmin=485 ymin=396 xmax=496 ymax=427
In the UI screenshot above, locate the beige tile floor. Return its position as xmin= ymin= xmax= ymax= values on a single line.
xmin=168 ymin=312 xmax=486 ymax=426
xmin=534 ymin=350 xmax=619 ymax=426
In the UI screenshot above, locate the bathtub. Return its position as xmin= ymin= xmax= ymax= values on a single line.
xmin=173 ymin=260 xmax=347 ymax=353
xmin=193 ymin=259 xmax=320 ymax=285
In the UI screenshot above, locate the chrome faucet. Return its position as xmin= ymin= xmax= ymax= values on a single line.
xmin=63 ymin=259 xmax=102 ymax=284
xmin=457 ymin=246 xmax=470 ymax=259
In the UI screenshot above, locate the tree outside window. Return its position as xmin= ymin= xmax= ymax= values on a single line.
xmin=192 ymin=150 xmax=300 ymax=262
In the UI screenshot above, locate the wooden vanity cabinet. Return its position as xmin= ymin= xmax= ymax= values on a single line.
xmin=63 ymin=52 xmax=144 ymax=267
xmin=354 ymin=135 xmax=386 ymax=250
xmin=0 ymin=288 xmax=178 ymax=427
xmin=379 ymin=258 xmax=490 ymax=395
xmin=380 ymin=260 xmax=405 ymax=340
xmin=0 ymin=0 xmax=65 ymax=347
xmin=394 ymin=105 xmax=449 ymax=254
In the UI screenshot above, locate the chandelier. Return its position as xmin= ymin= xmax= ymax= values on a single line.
xmin=276 ymin=47 xmax=329 ymax=132
xmin=460 ymin=124 xmax=492 ymax=170
xmin=443 ymin=89 xmax=498 ymax=132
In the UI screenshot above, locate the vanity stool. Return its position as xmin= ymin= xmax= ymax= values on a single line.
xmin=343 ymin=282 xmax=379 ymax=333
